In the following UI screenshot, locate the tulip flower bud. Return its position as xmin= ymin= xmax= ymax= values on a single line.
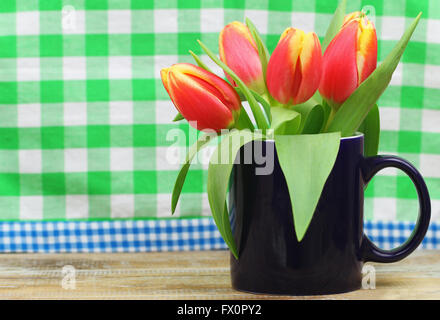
xmin=266 ymin=28 xmax=323 ymax=105
xmin=219 ymin=21 xmax=266 ymax=95
xmin=319 ymin=12 xmax=378 ymax=109
xmin=161 ymin=63 xmax=241 ymax=132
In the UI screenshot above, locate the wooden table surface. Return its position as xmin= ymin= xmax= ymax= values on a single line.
xmin=0 ymin=250 xmax=438 ymax=299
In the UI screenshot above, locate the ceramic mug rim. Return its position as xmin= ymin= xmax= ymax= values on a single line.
xmin=263 ymin=132 xmax=364 ymax=143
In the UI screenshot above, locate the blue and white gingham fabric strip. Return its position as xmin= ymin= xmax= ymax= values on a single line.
xmin=0 ymin=219 xmax=438 ymax=253
xmin=0 ymin=219 xmax=226 ymax=253
xmin=364 ymin=221 xmax=439 ymax=250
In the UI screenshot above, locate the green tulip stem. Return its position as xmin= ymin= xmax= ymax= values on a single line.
xmin=324 ymin=107 xmax=337 ymax=131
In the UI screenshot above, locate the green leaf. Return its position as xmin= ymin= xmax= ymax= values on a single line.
xmin=251 ymin=89 xmax=271 ymax=124
xmin=198 ymin=40 xmax=269 ymax=130
xmin=275 ymin=132 xmax=341 ymax=241
xmin=208 ymin=129 xmax=264 ymax=259
xmin=302 ymin=106 xmax=324 ymax=134
xmin=322 ymin=0 xmax=347 ymax=53
xmin=312 ymin=90 xmax=323 ymax=105
xmin=171 ymin=133 xmax=217 ymax=213
xmin=234 ymin=87 xmax=246 ymax=101
xmin=235 ymin=107 xmax=255 ymax=130
xmin=245 ymin=17 xmax=270 ymax=80
xmin=236 ymin=86 xmax=271 ymax=124
xmin=359 ymin=104 xmax=380 ymax=157
xmin=293 ymin=100 xmax=325 ymax=134
xmin=327 ymin=13 xmax=421 ymax=136
xmin=320 ymin=100 xmax=333 ymax=132
xmin=173 ymin=113 xmax=184 ymax=122
xmin=270 ymin=107 xmax=301 ymax=136
xmin=189 ymin=50 xmax=212 ymax=72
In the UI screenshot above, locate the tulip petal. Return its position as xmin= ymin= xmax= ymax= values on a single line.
xmin=172 ymin=63 xmax=241 ymax=112
xmin=160 ymin=68 xmax=170 ymax=91
xmin=161 ymin=67 xmax=182 ymax=114
xmin=343 ymin=11 xmax=362 ymax=27
xmin=319 ymin=20 xmax=359 ymax=106
xmin=357 ymin=20 xmax=377 ymax=83
xmin=167 ymin=70 xmax=234 ymax=131
xmin=295 ymin=33 xmax=323 ymax=105
xmin=267 ymin=28 xmax=304 ymax=104
xmin=219 ymin=22 xmax=265 ymax=94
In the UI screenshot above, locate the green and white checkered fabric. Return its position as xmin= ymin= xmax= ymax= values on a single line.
xmin=0 ymin=0 xmax=438 ymax=223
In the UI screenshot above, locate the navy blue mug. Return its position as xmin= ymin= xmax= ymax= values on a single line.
xmin=229 ymin=133 xmax=431 ymax=295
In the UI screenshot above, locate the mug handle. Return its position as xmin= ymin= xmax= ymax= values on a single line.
xmin=360 ymin=155 xmax=431 ymax=263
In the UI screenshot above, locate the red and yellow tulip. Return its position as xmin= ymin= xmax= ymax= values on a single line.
xmin=319 ymin=12 xmax=378 ymax=109
xmin=266 ymin=28 xmax=323 ymax=105
xmin=219 ymin=21 xmax=266 ymax=95
xmin=161 ymin=63 xmax=241 ymax=132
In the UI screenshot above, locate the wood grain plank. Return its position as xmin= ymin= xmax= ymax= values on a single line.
xmin=0 ymin=250 xmax=438 ymax=299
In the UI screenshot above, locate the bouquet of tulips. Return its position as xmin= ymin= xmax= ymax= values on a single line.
xmin=161 ymin=0 xmax=421 ymax=258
